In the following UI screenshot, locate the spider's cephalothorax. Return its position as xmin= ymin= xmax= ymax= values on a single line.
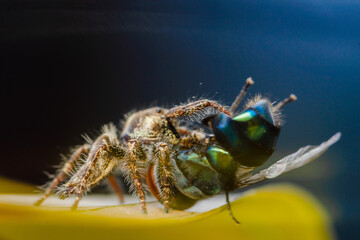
xmin=35 ymin=78 xmax=340 ymax=223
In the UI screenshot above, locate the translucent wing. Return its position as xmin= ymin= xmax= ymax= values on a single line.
xmin=237 ymin=132 xmax=341 ymax=187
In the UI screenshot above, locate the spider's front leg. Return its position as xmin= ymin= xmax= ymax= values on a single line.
xmin=153 ymin=142 xmax=172 ymax=213
xmin=164 ymin=78 xmax=255 ymax=126
xmin=165 ymin=99 xmax=231 ymax=121
xmin=57 ymin=124 xmax=126 ymax=210
xmin=124 ymin=140 xmax=148 ymax=213
xmin=164 ymin=100 xmax=231 ymax=138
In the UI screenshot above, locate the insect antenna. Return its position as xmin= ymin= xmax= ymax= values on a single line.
xmin=274 ymin=94 xmax=297 ymax=110
xmin=229 ymin=77 xmax=255 ymax=114
xmin=225 ymin=191 xmax=240 ymax=224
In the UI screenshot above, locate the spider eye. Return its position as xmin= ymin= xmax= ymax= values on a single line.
xmin=156 ymin=108 xmax=163 ymax=113
xmin=210 ymin=102 xmax=280 ymax=167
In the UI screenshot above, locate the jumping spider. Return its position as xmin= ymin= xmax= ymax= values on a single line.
xmin=35 ymin=78 xmax=340 ymax=223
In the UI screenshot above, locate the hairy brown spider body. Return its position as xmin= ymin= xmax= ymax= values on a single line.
xmin=35 ymin=78 xmax=340 ymax=222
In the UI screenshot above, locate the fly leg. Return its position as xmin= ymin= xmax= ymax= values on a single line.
xmin=34 ymin=144 xmax=91 ymax=206
xmin=228 ymin=77 xmax=254 ymax=113
xmin=274 ymin=94 xmax=297 ymax=110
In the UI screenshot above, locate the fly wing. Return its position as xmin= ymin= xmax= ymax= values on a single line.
xmin=237 ymin=132 xmax=341 ymax=187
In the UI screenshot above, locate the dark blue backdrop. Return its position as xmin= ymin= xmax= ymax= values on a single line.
xmin=1 ymin=0 xmax=359 ymax=238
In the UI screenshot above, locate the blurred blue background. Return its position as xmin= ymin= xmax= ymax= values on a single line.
xmin=1 ymin=0 xmax=359 ymax=238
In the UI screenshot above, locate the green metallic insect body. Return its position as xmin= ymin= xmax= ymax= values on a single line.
xmin=167 ymin=99 xmax=280 ymax=210
xmin=163 ymin=95 xmax=340 ymax=222
xmin=211 ymin=100 xmax=280 ymax=167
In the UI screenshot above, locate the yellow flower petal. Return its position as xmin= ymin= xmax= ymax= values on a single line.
xmin=0 ymin=178 xmax=334 ymax=240
xmin=0 ymin=177 xmax=37 ymax=194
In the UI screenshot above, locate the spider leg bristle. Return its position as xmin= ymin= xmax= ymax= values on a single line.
xmin=34 ymin=144 xmax=91 ymax=206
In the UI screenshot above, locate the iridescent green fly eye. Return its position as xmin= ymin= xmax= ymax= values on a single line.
xmin=211 ymin=100 xmax=280 ymax=167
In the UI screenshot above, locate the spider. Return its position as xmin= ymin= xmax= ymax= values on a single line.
xmin=35 ymin=78 xmax=340 ymax=223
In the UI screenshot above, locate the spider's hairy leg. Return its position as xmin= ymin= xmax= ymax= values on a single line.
xmin=164 ymin=100 xmax=231 ymax=137
xmin=153 ymin=142 xmax=172 ymax=213
xmin=125 ymin=140 xmax=148 ymax=214
xmin=108 ymin=173 xmax=124 ymax=204
xmin=165 ymin=99 xmax=231 ymax=121
xmin=34 ymin=144 xmax=91 ymax=206
xmin=57 ymin=124 xmax=126 ymax=210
